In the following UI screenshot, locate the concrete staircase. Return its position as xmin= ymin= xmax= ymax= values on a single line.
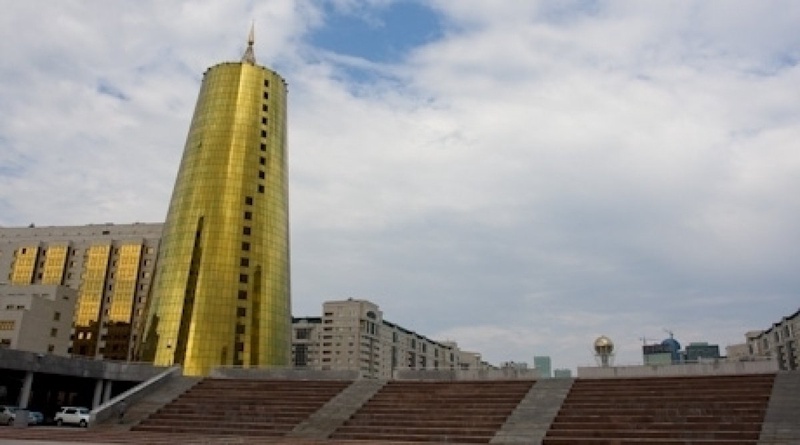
xmin=491 ymin=378 xmax=574 ymax=444
xmin=543 ymin=373 xmax=776 ymax=445
xmin=132 ymin=378 xmax=353 ymax=437
xmin=329 ymin=380 xmax=536 ymax=443
xmin=759 ymin=371 xmax=800 ymax=444
xmin=287 ymin=379 xmax=387 ymax=440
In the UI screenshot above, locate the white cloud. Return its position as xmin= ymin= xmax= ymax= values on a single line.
xmin=1 ymin=1 xmax=798 ymax=371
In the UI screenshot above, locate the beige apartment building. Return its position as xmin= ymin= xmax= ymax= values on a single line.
xmin=292 ymin=298 xmax=487 ymax=378
xmin=0 ymin=284 xmax=77 ymax=356
xmin=0 ymin=223 xmax=162 ymax=360
xmin=745 ymin=308 xmax=799 ymax=371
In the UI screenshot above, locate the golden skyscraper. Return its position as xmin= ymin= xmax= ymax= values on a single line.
xmin=140 ymin=28 xmax=291 ymax=376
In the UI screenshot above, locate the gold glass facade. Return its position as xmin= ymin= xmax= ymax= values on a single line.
xmin=11 ymin=245 xmax=39 ymax=284
xmin=141 ymin=60 xmax=291 ymax=375
xmin=42 ymin=244 xmax=69 ymax=285
xmin=73 ymin=244 xmax=111 ymax=355
xmin=108 ymin=244 xmax=143 ymax=323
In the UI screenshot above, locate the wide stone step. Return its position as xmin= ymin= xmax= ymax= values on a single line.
xmin=543 ymin=437 xmax=758 ymax=445
xmin=331 ymin=430 xmax=493 ymax=443
xmin=546 ymin=428 xmax=761 ymax=440
xmin=549 ymin=421 xmax=763 ymax=431
xmin=346 ymin=412 xmax=510 ymax=422
xmin=159 ymin=406 xmax=319 ymax=415
xmin=132 ymin=424 xmax=289 ymax=437
xmin=138 ymin=418 xmax=298 ymax=430
xmin=342 ymin=418 xmax=505 ymax=428
xmin=551 ymin=414 xmax=766 ymax=424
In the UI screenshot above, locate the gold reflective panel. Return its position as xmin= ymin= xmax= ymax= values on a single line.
xmin=42 ymin=244 xmax=69 ymax=285
xmin=141 ymin=61 xmax=291 ymax=376
xmin=11 ymin=245 xmax=38 ymax=284
xmin=73 ymin=244 xmax=111 ymax=356
xmin=108 ymin=243 xmax=142 ymax=323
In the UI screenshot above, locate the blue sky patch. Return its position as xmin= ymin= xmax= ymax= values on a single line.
xmin=309 ymin=1 xmax=442 ymax=64
xmin=97 ymin=79 xmax=129 ymax=101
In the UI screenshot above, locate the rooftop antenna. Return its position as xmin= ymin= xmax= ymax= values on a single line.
xmin=639 ymin=336 xmax=657 ymax=346
xmin=241 ymin=21 xmax=256 ymax=65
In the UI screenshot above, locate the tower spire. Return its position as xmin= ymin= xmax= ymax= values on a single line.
xmin=242 ymin=22 xmax=256 ymax=65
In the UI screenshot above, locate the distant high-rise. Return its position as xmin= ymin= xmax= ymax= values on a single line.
xmin=533 ymin=355 xmax=552 ymax=378
xmin=140 ymin=27 xmax=291 ymax=376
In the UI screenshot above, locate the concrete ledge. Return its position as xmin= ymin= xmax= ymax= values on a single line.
xmin=394 ymin=368 xmax=539 ymax=380
xmin=209 ymin=367 xmax=360 ymax=380
xmin=577 ymin=360 xmax=778 ymax=378
xmin=0 ymin=348 xmax=166 ymax=381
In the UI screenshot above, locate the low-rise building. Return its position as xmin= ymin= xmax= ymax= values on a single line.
xmin=553 ymin=368 xmax=573 ymax=378
xmin=685 ymin=342 xmax=721 ymax=362
xmin=0 ymin=284 xmax=76 ymax=356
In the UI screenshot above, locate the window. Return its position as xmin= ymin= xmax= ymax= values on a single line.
xmin=259 ymin=157 xmax=266 ymax=165
xmin=261 ymin=117 xmax=267 ymax=125
xmin=50 ymin=328 xmax=58 ymax=337
xmin=260 ymin=143 xmax=266 ymax=151
xmin=245 ymin=196 xmax=253 ymax=205
xmin=243 ymin=227 xmax=251 ymax=235
xmin=239 ymin=274 xmax=248 ymax=284
xmin=262 ymin=104 xmax=268 ymax=112
xmin=53 ymin=312 xmax=61 ymax=321
xmin=264 ymin=80 xmax=269 ymax=87
xmin=47 ymin=344 xmax=55 ymax=353
xmin=244 ymin=211 xmax=252 ymax=220
xmin=263 ymin=92 xmax=269 ymax=99
xmin=238 ymin=290 xmax=247 ymax=300
xmin=237 ymin=307 xmax=246 ymax=317
xmin=261 ymin=130 xmax=267 ymax=137
xmin=258 ymin=185 xmax=265 ymax=193
xmin=0 ymin=321 xmax=15 ymax=331
xmin=242 ymin=242 xmax=250 ymax=251
xmin=236 ymin=324 xmax=246 ymax=334
xmin=258 ymin=171 xmax=265 ymax=179
xmin=240 ymin=258 xmax=249 ymax=267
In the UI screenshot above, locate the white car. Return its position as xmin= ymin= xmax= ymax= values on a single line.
xmin=54 ymin=406 xmax=90 ymax=427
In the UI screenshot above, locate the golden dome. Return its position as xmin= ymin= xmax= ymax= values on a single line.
xmin=594 ymin=335 xmax=614 ymax=354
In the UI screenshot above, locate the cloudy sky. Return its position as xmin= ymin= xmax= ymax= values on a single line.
xmin=1 ymin=1 xmax=799 ymax=372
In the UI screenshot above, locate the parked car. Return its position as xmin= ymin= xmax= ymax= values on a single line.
xmin=28 ymin=410 xmax=44 ymax=425
xmin=54 ymin=406 xmax=90 ymax=427
xmin=0 ymin=405 xmax=43 ymax=425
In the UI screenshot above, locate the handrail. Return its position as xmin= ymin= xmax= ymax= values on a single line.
xmin=89 ymin=365 xmax=181 ymax=426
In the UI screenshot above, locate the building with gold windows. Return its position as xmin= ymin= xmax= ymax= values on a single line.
xmin=0 ymin=223 xmax=162 ymax=359
xmin=139 ymin=28 xmax=291 ymax=376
